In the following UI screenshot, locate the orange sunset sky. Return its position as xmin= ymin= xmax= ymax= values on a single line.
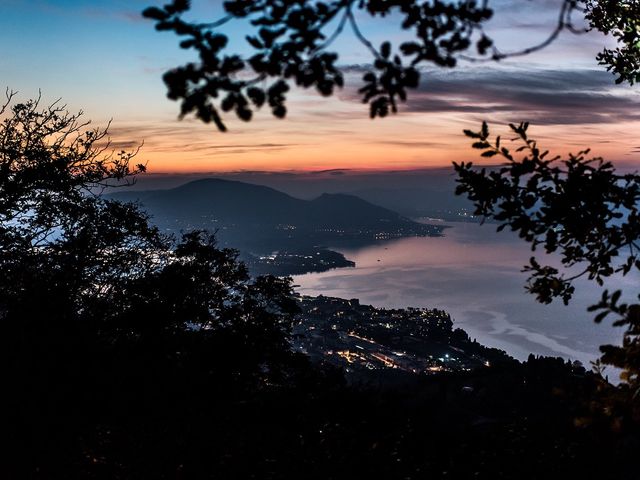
xmin=2 ymin=0 xmax=639 ymax=174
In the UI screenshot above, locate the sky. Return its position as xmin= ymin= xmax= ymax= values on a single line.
xmin=1 ymin=0 xmax=639 ymax=174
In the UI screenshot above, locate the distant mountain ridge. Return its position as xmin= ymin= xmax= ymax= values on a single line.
xmin=109 ymin=178 xmax=443 ymax=252
xmin=110 ymin=178 xmax=419 ymax=227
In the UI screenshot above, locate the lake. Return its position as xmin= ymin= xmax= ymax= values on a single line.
xmin=293 ymin=221 xmax=632 ymax=366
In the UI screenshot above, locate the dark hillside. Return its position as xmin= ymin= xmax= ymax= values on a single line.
xmin=109 ymin=178 xmax=442 ymax=253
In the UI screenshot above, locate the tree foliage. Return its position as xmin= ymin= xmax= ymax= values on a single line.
xmin=585 ymin=0 xmax=640 ymax=85
xmin=0 ymin=93 xmax=305 ymax=474
xmin=141 ymin=0 xmax=511 ymax=130
xmin=455 ymin=122 xmax=640 ymax=395
xmin=143 ymin=0 xmax=640 ymax=130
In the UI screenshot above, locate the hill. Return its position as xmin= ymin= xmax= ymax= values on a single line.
xmin=109 ymin=178 xmax=443 ymax=253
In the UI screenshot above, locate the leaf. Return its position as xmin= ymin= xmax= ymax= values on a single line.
xmin=611 ymin=290 xmax=621 ymax=305
xmin=179 ymin=39 xmax=196 ymax=49
xmin=168 ymin=0 xmax=190 ymax=14
xmin=246 ymin=36 xmax=264 ymax=49
xmin=236 ymin=107 xmax=252 ymax=122
xmin=142 ymin=7 xmax=168 ymax=20
xmin=481 ymin=121 xmax=489 ymax=139
xmin=272 ymin=105 xmax=286 ymax=118
xmin=476 ymin=34 xmax=493 ymax=55
xmin=463 ymin=129 xmax=481 ymax=139
xmin=247 ymin=87 xmax=266 ymax=107
xmin=400 ymin=42 xmax=421 ymax=56
xmin=381 ymin=42 xmax=391 ymax=59
xmin=594 ymin=310 xmax=610 ymax=324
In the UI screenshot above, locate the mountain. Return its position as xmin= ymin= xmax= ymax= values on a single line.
xmin=306 ymin=192 xmax=411 ymax=228
xmin=110 ymin=178 xmax=441 ymax=248
xmin=111 ymin=170 xmax=480 ymax=222
xmin=347 ymin=187 xmax=476 ymax=220
xmin=112 ymin=178 xmax=306 ymax=226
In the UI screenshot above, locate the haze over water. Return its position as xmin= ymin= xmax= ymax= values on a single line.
xmin=294 ymin=221 xmax=630 ymax=366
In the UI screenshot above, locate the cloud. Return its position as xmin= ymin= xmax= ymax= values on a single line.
xmin=308 ymin=169 xmax=352 ymax=176
xmin=102 ymin=140 xmax=142 ymax=150
xmin=156 ymin=142 xmax=299 ymax=155
xmin=182 ymin=143 xmax=298 ymax=151
xmin=341 ymin=67 xmax=640 ymax=126
xmin=108 ymin=121 xmax=301 ymax=154
xmin=377 ymin=140 xmax=452 ymax=148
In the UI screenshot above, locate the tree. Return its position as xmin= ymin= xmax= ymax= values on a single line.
xmin=454 ymin=121 xmax=640 ymax=403
xmin=585 ymin=0 xmax=640 ymax=85
xmin=0 ymin=93 xmax=304 ymax=474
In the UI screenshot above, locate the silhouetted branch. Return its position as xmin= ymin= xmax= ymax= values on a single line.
xmin=312 ymin=6 xmax=351 ymax=55
xmin=347 ymin=8 xmax=380 ymax=60
xmin=197 ymin=14 xmax=234 ymax=29
xmin=460 ymin=0 xmax=588 ymax=63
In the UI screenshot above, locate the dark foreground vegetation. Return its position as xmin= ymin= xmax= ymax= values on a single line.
xmin=12 ymin=355 xmax=640 ymax=479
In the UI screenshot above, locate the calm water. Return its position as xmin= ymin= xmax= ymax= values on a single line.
xmin=294 ymin=221 xmax=631 ymax=365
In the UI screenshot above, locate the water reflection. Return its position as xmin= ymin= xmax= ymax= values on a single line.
xmin=294 ymin=221 xmax=627 ymax=365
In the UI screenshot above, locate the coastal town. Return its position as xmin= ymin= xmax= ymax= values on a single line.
xmin=293 ymin=295 xmax=512 ymax=381
xmin=244 ymin=249 xmax=355 ymax=276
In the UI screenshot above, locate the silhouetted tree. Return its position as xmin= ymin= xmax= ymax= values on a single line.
xmin=0 ymin=92 xmax=304 ymax=475
xmin=585 ymin=0 xmax=640 ymax=84
xmin=454 ymin=121 xmax=640 ymax=406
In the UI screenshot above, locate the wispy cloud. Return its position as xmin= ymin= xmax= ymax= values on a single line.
xmin=309 ymin=169 xmax=352 ymax=176
xmin=377 ymin=140 xmax=452 ymax=148
xmin=342 ymin=67 xmax=639 ymax=126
